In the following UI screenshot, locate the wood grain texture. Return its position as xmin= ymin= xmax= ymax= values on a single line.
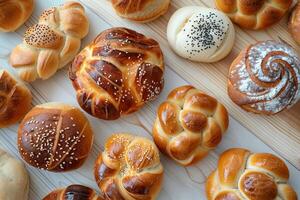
xmin=0 ymin=0 xmax=299 ymax=199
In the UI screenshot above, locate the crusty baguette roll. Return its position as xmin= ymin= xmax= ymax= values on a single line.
xmin=43 ymin=185 xmax=103 ymax=200
xmin=18 ymin=102 xmax=94 ymax=172
xmin=9 ymin=1 xmax=89 ymax=82
xmin=70 ymin=27 xmax=165 ymax=120
xmin=206 ymin=148 xmax=298 ymax=200
xmin=0 ymin=149 xmax=29 ymax=200
xmin=0 ymin=0 xmax=34 ymax=32
xmin=94 ymin=133 xmax=164 ymax=200
xmin=111 ymin=0 xmax=170 ymax=23
xmin=215 ymin=0 xmax=292 ymax=30
xmin=0 ymin=69 xmax=32 ymax=128
xmin=153 ymin=85 xmax=229 ymax=166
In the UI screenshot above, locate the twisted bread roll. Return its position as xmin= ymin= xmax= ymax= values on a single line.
xmin=43 ymin=185 xmax=103 ymax=200
xmin=18 ymin=103 xmax=94 ymax=172
xmin=0 ymin=70 xmax=32 ymax=128
xmin=0 ymin=0 xmax=34 ymax=32
xmin=111 ymin=0 xmax=170 ymax=23
xmin=215 ymin=0 xmax=292 ymax=30
xmin=70 ymin=27 xmax=164 ymax=120
xmin=228 ymin=40 xmax=300 ymax=115
xmin=94 ymin=133 xmax=164 ymax=200
xmin=153 ymin=86 xmax=229 ymax=166
xmin=206 ymin=148 xmax=298 ymax=200
xmin=10 ymin=1 xmax=89 ymax=82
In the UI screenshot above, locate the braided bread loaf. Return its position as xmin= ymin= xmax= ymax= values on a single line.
xmin=153 ymin=86 xmax=229 ymax=166
xmin=215 ymin=0 xmax=292 ymax=30
xmin=0 ymin=0 xmax=34 ymax=32
xmin=9 ymin=1 xmax=89 ymax=82
xmin=206 ymin=148 xmax=298 ymax=200
xmin=43 ymin=185 xmax=103 ymax=200
xmin=70 ymin=27 xmax=164 ymax=120
xmin=94 ymin=133 xmax=164 ymax=200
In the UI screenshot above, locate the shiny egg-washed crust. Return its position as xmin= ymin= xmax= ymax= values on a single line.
xmin=153 ymin=85 xmax=229 ymax=166
xmin=289 ymin=3 xmax=300 ymax=45
xmin=43 ymin=185 xmax=104 ymax=200
xmin=0 ymin=70 xmax=32 ymax=128
xmin=9 ymin=1 xmax=89 ymax=82
xmin=0 ymin=0 xmax=34 ymax=32
xmin=215 ymin=0 xmax=292 ymax=30
xmin=206 ymin=148 xmax=298 ymax=200
xmin=18 ymin=103 xmax=94 ymax=172
xmin=94 ymin=133 xmax=164 ymax=200
xmin=111 ymin=0 xmax=170 ymax=23
xmin=69 ymin=27 xmax=164 ymax=120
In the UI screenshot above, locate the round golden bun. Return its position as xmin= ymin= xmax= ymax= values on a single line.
xmin=206 ymin=148 xmax=298 ymax=200
xmin=153 ymin=85 xmax=229 ymax=166
xmin=0 ymin=0 xmax=34 ymax=32
xmin=0 ymin=69 xmax=32 ymax=128
xmin=18 ymin=102 xmax=94 ymax=172
xmin=289 ymin=3 xmax=300 ymax=45
xmin=94 ymin=133 xmax=164 ymax=200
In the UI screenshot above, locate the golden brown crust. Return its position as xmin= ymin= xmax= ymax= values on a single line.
xmin=289 ymin=2 xmax=300 ymax=45
xmin=215 ymin=0 xmax=292 ymax=29
xmin=111 ymin=0 xmax=170 ymax=23
xmin=43 ymin=185 xmax=104 ymax=200
xmin=70 ymin=27 xmax=164 ymax=120
xmin=152 ymin=85 xmax=229 ymax=166
xmin=0 ymin=0 xmax=34 ymax=32
xmin=18 ymin=103 xmax=94 ymax=172
xmin=206 ymin=148 xmax=298 ymax=200
xmin=9 ymin=1 xmax=89 ymax=82
xmin=94 ymin=133 xmax=163 ymax=200
xmin=0 ymin=70 xmax=32 ymax=128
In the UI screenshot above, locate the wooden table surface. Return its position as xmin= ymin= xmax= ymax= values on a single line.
xmin=0 ymin=0 xmax=299 ymax=199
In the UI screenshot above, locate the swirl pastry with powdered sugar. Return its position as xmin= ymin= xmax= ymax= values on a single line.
xmin=228 ymin=40 xmax=300 ymax=115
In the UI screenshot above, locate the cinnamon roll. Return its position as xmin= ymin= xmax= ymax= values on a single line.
xmin=228 ymin=40 xmax=300 ymax=115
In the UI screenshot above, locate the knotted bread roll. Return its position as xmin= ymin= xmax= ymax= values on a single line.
xmin=206 ymin=148 xmax=298 ymax=200
xmin=43 ymin=185 xmax=103 ymax=200
xmin=70 ymin=27 xmax=165 ymax=120
xmin=10 ymin=1 xmax=89 ymax=82
xmin=215 ymin=0 xmax=292 ymax=30
xmin=94 ymin=133 xmax=164 ymax=200
xmin=153 ymin=86 xmax=229 ymax=166
xmin=0 ymin=0 xmax=34 ymax=32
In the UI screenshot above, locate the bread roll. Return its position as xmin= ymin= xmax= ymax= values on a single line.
xmin=0 ymin=0 xmax=34 ymax=32
xmin=228 ymin=40 xmax=300 ymax=115
xmin=70 ymin=27 xmax=165 ymax=120
xmin=43 ymin=185 xmax=103 ymax=200
xmin=153 ymin=85 xmax=229 ymax=166
xmin=289 ymin=3 xmax=300 ymax=45
xmin=18 ymin=102 xmax=94 ymax=172
xmin=206 ymin=148 xmax=298 ymax=200
xmin=215 ymin=0 xmax=292 ymax=30
xmin=94 ymin=133 xmax=164 ymax=200
xmin=0 ymin=149 xmax=29 ymax=200
xmin=0 ymin=69 xmax=32 ymax=128
xmin=9 ymin=1 xmax=89 ymax=82
xmin=111 ymin=0 xmax=170 ymax=23
xmin=167 ymin=6 xmax=235 ymax=63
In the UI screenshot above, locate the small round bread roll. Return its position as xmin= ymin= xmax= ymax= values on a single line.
xmin=0 ymin=149 xmax=29 ymax=200
xmin=70 ymin=27 xmax=165 ymax=120
xmin=153 ymin=86 xmax=229 ymax=166
xmin=43 ymin=185 xmax=104 ymax=200
xmin=94 ymin=133 xmax=164 ymax=200
xmin=0 ymin=0 xmax=34 ymax=32
xmin=0 ymin=69 xmax=32 ymax=128
xmin=111 ymin=0 xmax=170 ymax=23
xmin=228 ymin=40 xmax=300 ymax=115
xmin=216 ymin=0 xmax=292 ymax=30
xmin=289 ymin=3 xmax=300 ymax=45
xmin=18 ymin=102 xmax=94 ymax=172
xmin=167 ymin=6 xmax=235 ymax=63
xmin=206 ymin=148 xmax=298 ymax=200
